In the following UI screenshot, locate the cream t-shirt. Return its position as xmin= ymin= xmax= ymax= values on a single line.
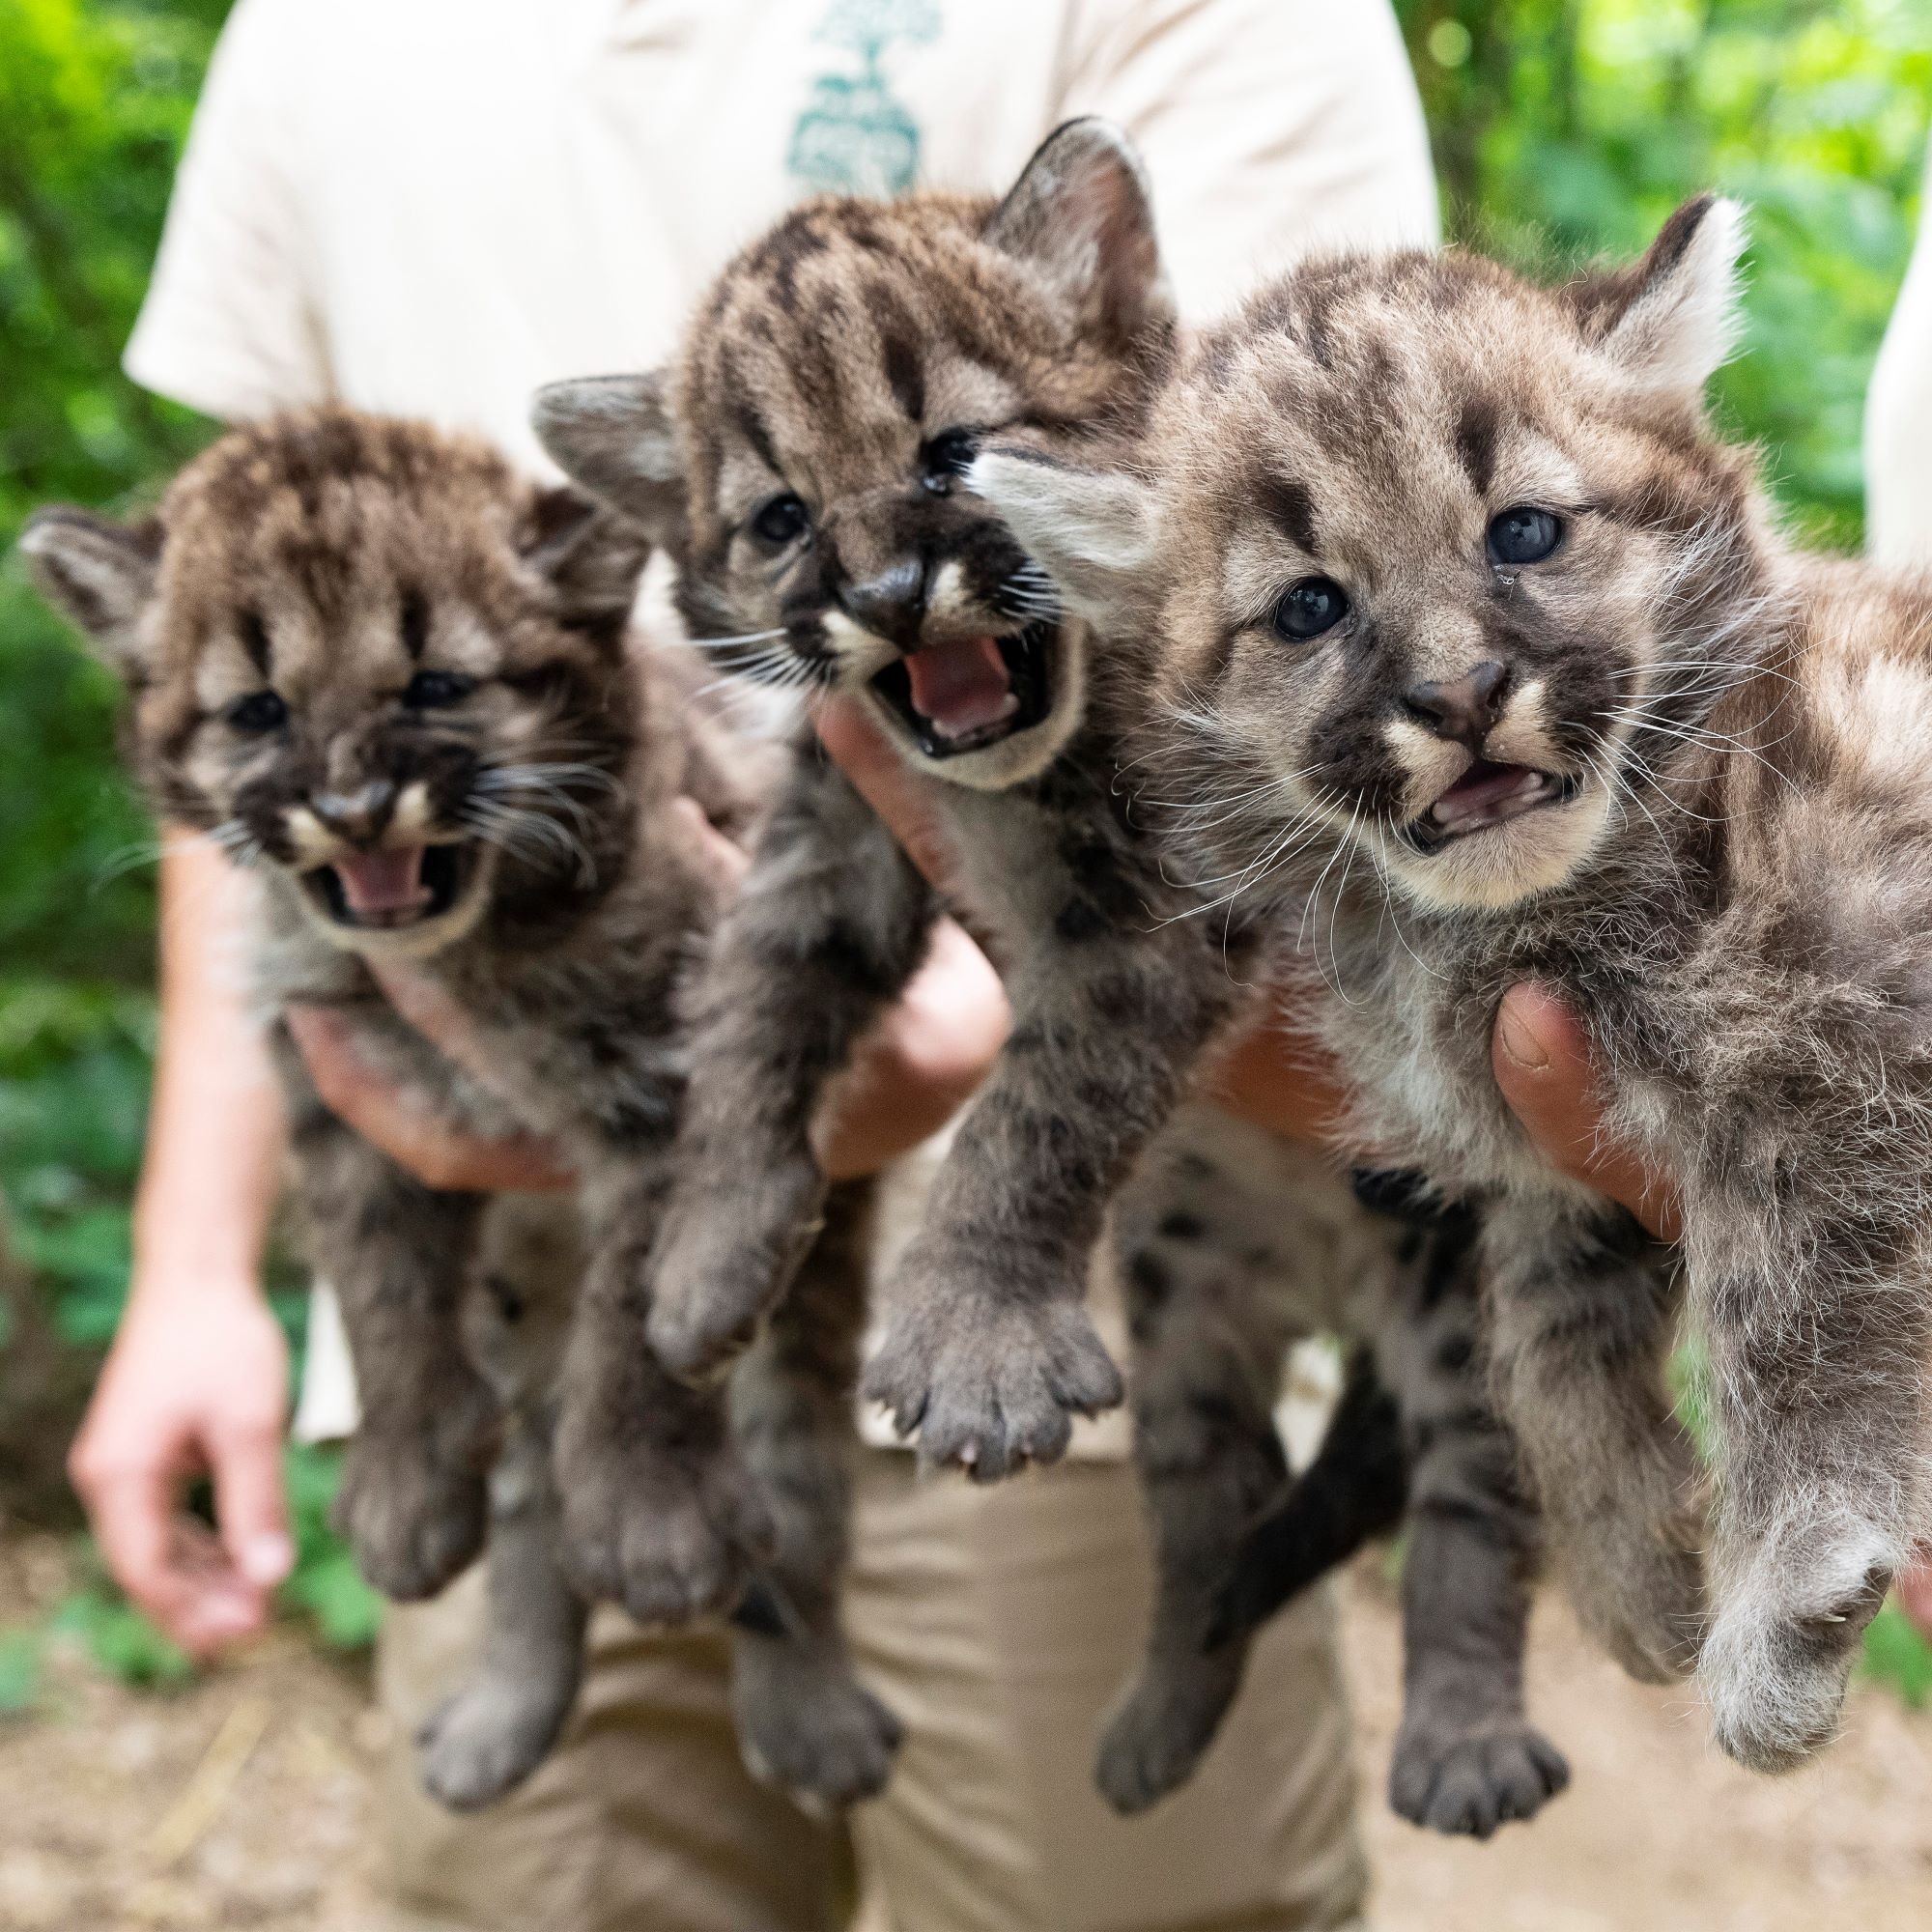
xmin=1867 ymin=139 xmax=1932 ymax=567
xmin=128 ymin=0 xmax=1436 ymax=1450
xmin=127 ymin=0 xmax=1437 ymax=452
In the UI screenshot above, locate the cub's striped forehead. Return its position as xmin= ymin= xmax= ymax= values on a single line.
xmin=156 ymin=410 xmax=530 ymax=638
xmin=1162 ymin=244 xmax=1750 ymax=608
xmin=1178 ymin=255 xmax=1557 ymax=558
xmin=128 ymin=407 xmax=611 ymax=735
xmin=676 ymin=193 xmax=1134 ymax=535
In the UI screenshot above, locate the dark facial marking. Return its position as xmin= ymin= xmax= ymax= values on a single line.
xmin=1455 ymin=396 xmax=1500 ymax=497
xmin=400 ymin=589 xmax=430 ymax=658
xmin=1256 ymin=474 xmax=1320 ymax=556
xmin=240 ymin=609 xmax=272 ymax=675
xmin=759 ymin=216 xmax=833 ymax=317
xmin=881 ymin=326 xmax=925 ymax=426
xmin=724 ymin=359 xmax=782 ymax=478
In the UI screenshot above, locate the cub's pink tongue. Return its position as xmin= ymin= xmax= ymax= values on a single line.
xmin=329 ymin=846 xmax=429 ymax=915
xmin=903 ymin=636 xmax=1016 ymax=740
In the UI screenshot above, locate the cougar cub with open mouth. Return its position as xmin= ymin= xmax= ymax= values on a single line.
xmin=538 ymin=123 xmax=1568 ymax=1835
xmin=977 ymin=196 xmax=1932 ymax=1774
xmin=23 ymin=411 xmax=899 ymax=1813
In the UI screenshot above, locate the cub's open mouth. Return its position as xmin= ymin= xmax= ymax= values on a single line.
xmin=303 ymin=842 xmax=473 ymax=930
xmin=869 ymin=619 xmax=1056 ymax=759
xmin=1403 ymin=761 xmax=1579 ymax=855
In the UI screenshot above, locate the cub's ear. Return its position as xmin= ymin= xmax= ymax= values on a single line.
xmin=1570 ymin=193 xmax=1747 ymax=401
xmin=984 ymin=118 xmax=1175 ymax=350
xmin=16 ymin=506 xmax=164 ymax=678
xmin=521 ymin=485 xmax=653 ymax=636
xmin=968 ymin=443 xmax=1159 ymax=636
xmin=530 ymin=370 xmax=686 ymax=543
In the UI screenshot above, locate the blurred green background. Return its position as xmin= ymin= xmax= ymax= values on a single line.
xmin=0 ymin=0 xmax=1929 ymax=1692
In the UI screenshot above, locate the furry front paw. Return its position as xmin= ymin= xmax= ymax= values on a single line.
xmin=732 ymin=1634 xmax=903 ymax=1815
xmin=1700 ymin=1553 xmax=1889 ymax=1773
xmin=1388 ymin=1719 xmax=1570 ymax=1838
xmin=862 ymin=1276 xmax=1122 ymax=1481
xmin=555 ymin=1427 xmax=769 ymax=1627
xmin=333 ymin=1377 xmax=497 ymax=1601
xmin=645 ymin=1164 xmax=825 ymax=1384
xmin=1094 ymin=1645 xmax=1247 ymax=1816
xmin=416 ymin=1662 xmax=582 ymax=1811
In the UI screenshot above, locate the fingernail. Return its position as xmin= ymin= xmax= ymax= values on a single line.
xmin=240 ymin=1534 xmax=295 ymax=1586
xmin=1496 ymin=1003 xmax=1549 ymax=1071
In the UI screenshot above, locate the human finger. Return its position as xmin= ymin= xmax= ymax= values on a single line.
xmin=209 ymin=1416 xmax=296 ymax=1595
xmin=75 ymin=1454 xmax=188 ymax=1630
xmin=813 ymin=694 xmax=966 ymax=895
xmin=1205 ymin=1008 xmax=1354 ymax=1150
xmin=668 ymin=797 xmax=752 ymax=893
xmin=1492 ymin=982 xmax=1682 ymax=1241
xmin=286 ymin=1006 xmax=575 ymax=1191
xmin=363 ymin=960 xmax=485 ymax=1072
xmin=812 ymin=915 xmax=1009 ymax=1178
xmin=81 ymin=1461 xmax=260 ymax=1653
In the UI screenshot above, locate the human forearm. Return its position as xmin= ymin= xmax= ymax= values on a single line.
xmin=131 ymin=831 xmax=287 ymax=1289
xmin=71 ymin=831 xmax=294 ymax=1654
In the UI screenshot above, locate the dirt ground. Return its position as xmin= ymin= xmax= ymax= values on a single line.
xmin=1 ymin=1529 xmax=1926 ymax=1932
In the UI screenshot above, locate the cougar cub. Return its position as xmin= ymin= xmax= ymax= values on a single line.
xmin=537 ymin=123 xmax=1567 ymax=1834
xmin=23 ymin=411 xmax=900 ymax=1811
xmin=976 ymin=195 xmax=1932 ymax=1773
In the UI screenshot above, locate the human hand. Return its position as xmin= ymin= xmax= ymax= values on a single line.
xmin=811 ymin=700 xmax=1011 ymax=1173
xmin=288 ymin=789 xmax=1008 ymax=1187
xmin=1492 ymin=986 xmax=1932 ymax=1629
xmin=69 ymin=1270 xmax=294 ymax=1656
xmin=821 ymin=697 xmax=1683 ymax=1234
xmin=285 ymin=1003 xmax=577 ymax=1192
xmin=1486 ymin=982 xmax=1681 ymax=1239
xmin=1208 ymin=979 xmax=1683 ymax=1236
xmin=815 ymin=696 xmax=1387 ymax=1169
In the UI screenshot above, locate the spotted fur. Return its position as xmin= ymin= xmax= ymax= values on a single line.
xmin=22 ymin=410 xmax=898 ymax=1812
xmin=976 ymin=197 xmax=1932 ymax=1773
xmin=536 ymin=122 xmax=1184 ymax=1458
xmin=1106 ymin=1121 xmax=1565 ymax=1833
xmin=540 ymin=123 xmax=1564 ymax=1834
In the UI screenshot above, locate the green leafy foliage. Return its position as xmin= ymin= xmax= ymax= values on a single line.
xmin=1 ymin=0 xmax=223 ymax=1449
xmin=4 ymin=0 xmax=1931 ymax=1706
xmin=47 ymin=1548 xmax=195 ymax=1690
xmin=0 ymin=1628 xmax=45 ymax=1718
xmin=277 ymin=1443 xmax=383 ymax=1650
xmin=1861 ymin=1596 xmax=1932 ymax=1710
xmin=1396 ymin=0 xmax=1932 ymax=547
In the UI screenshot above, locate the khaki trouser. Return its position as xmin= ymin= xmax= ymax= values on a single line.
xmin=376 ymin=1449 xmax=1367 ymax=1932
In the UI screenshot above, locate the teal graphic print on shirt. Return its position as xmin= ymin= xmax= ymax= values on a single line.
xmin=787 ymin=0 xmax=940 ymax=197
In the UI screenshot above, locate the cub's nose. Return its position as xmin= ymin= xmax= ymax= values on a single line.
xmin=839 ymin=556 xmax=929 ymax=651
xmin=1401 ymin=660 xmax=1511 ymax=748
xmin=310 ymin=779 xmax=398 ymax=846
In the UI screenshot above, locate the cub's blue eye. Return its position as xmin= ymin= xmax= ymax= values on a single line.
xmin=227 ymin=690 xmax=288 ymax=733
xmin=404 ymin=669 xmax=474 ymax=708
xmin=752 ymin=494 xmax=810 ymax=547
xmin=1488 ymin=506 xmax=1562 ymax=565
xmin=922 ymin=428 xmax=980 ymax=493
xmin=1272 ymin=577 xmax=1350 ymax=641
